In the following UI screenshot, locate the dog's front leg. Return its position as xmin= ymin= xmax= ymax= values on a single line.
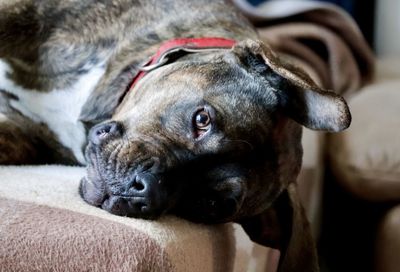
xmin=0 ymin=117 xmax=40 ymax=165
xmin=0 ymin=103 xmax=76 ymax=165
xmin=238 ymin=183 xmax=319 ymax=272
xmin=0 ymin=117 xmax=79 ymax=165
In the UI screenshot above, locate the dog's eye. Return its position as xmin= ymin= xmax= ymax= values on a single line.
xmin=192 ymin=107 xmax=214 ymax=139
xmin=195 ymin=110 xmax=211 ymax=129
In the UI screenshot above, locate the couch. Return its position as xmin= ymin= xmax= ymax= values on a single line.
xmin=319 ymin=58 xmax=400 ymax=272
xmin=310 ymin=0 xmax=400 ymax=269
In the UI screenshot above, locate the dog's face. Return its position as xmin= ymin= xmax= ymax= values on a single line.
xmin=80 ymin=40 xmax=350 ymax=223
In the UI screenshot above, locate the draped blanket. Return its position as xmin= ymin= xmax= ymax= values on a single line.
xmin=233 ymin=0 xmax=375 ymax=97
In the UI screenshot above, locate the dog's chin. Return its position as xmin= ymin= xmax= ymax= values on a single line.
xmin=100 ymin=195 xmax=164 ymax=219
xmin=80 ymin=173 xmax=172 ymax=219
xmin=80 ymin=177 xmax=166 ymax=219
xmin=174 ymin=196 xmax=241 ymax=224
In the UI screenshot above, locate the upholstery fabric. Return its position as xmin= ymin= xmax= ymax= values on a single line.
xmin=328 ymin=78 xmax=400 ymax=201
xmin=0 ymin=166 xmax=245 ymax=272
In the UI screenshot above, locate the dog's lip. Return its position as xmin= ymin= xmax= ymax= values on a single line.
xmin=109 ymin=194 xmax=146 ymax=199
xmin=101 ymin=194 xmax=166 ymax=219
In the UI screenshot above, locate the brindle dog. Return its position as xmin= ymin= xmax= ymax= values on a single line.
xmin=0 ymin=0 xmax=350 ymax=271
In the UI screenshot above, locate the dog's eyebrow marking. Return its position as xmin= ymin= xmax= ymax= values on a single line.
xmin=0 ymin=59 xmax=107 ymax=164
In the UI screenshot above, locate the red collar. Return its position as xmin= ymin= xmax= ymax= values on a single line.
xmin=128 ymin=37 xmax=236 ymax=91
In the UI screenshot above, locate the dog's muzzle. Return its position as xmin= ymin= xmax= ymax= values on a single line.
xmin=81 ymin=37 xmax=238 ymax=219
xmin=100 ymin=172 xmax=168 ymax=219
xmin=81 ymin=122 xmax=174 ymax=219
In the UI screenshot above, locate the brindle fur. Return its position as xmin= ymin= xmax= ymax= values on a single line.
xmin=0 ymin=1 xmax=351 ymax=271
xmin=0 ymin=91 xmax=77 ymax=164
xmin=0 ymin=0 xmax=254 ymax=120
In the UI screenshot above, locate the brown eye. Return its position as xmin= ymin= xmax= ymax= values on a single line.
xmin=195 ymin=110 xmax=211 ymax=129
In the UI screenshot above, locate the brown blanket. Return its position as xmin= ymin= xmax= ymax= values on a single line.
xmin=233 ymin=0 xmax=375 ymax=97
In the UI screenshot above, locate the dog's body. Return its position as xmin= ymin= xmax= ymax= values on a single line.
xmin=0 ymin=1 xmax=351 ymax=271
xmin=0 ymin=0 xmax=255 ymax=164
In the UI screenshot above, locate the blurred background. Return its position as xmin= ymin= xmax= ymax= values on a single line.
xmin=244 ymin=1 xmax=400 ymax=272
xmin=249 ymin=0 xmax=400 ymax=58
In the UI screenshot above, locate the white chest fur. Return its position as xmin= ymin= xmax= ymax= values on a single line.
xmin=0 ymin=59 xmax=106 ymax=164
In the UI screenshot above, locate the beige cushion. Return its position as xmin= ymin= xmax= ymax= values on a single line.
xmin=328 ymin=80 xmax=400 ymax=201
xmin=0 ymin=165 xmax=272 ymax=272
xmin=375 ymin=58 xmax=400 ymax=82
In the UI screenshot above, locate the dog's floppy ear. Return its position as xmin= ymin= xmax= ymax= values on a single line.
xmin=232 ymin=39 xmax=351 ymax=132
xmin=237 ymin=183 xmax=319 ymax=272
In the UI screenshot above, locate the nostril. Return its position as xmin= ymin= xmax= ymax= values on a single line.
xmin=96 ymin=126 xmax=111 ymax=137
xmin=89 ymin=121 xmax=123 ymax=145
xmin=126 ymin=174 xmax=148 ymax=193
xmin=132 ymin=179 xmax=145 ymax=191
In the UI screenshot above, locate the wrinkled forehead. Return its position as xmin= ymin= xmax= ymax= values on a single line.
xmin=112 ymin=64 xmax=206 ymax=117
xmin=115 ymin=55 xmax=271 ymax=112
xmin=112 ymin=54 xmax=279 ymax=139
xmin=113 ymin=61 xmax=216 ymax=120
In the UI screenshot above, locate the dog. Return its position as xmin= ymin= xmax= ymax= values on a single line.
xmin=0 ymin=0 xmax=351 ymax=271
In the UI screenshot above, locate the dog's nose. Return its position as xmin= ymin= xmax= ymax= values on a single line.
xmin=127 ymin=173 xmax=167 ymax=214
xmin=102 ymin=173 xmax=168 ymax=218
xmin=88 ymin=121 xmax=123 ymax=145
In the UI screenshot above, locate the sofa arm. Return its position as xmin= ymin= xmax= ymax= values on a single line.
xmin=0 ymin=166 xmax=238 ymax=272
xmin=328 ymin=80 xmax=400 ymax=201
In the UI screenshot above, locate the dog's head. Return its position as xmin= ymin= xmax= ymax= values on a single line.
xmin=80 ymin=40 xmax=350 ymax=224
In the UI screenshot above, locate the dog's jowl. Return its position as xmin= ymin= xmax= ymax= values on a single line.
xmin=0 ymin=1 xmax=351 ymax=271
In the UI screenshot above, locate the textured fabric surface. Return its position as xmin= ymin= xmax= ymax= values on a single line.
xmin=328 ymin=79 xmax=400 ymax=201
xmin=233 ymin=225 xmax=279 ymax=272
xmin=0 ymin=166 xmax=241 ymax=272
xmin=0 ymin=198 xmax=173 ymax=272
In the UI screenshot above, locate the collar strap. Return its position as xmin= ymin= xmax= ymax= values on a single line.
xmin=128 ymin=37 xmax=236 ymax=91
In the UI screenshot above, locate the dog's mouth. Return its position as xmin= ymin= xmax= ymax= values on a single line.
xmin=100 ymin=195 xmax=163 ymax=219
xmin=80 ymin=146 xmax=177 ymax=219
xmin=80 ymin=169 xmax=246 ymax=222
xmin=80 ymin=142 xmax=247 ymax=222
xmin=79 ymin=116 xmax=250 ymax=222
